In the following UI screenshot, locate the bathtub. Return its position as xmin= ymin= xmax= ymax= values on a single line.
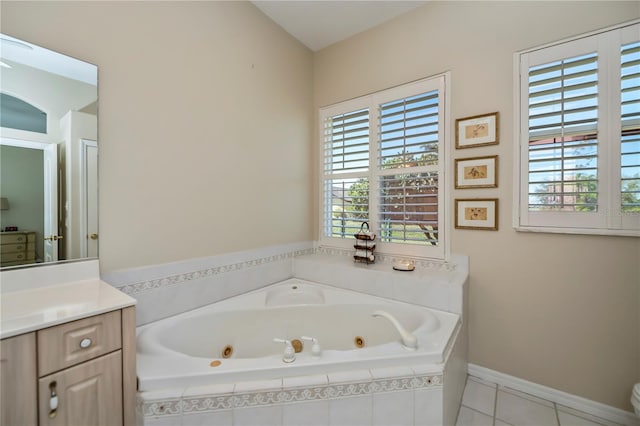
xmin=136 ymin=278 xmax=460 ymax=392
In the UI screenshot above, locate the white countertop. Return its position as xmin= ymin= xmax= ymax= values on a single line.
xmin=1 ymin=279 xmax=136 ymax=339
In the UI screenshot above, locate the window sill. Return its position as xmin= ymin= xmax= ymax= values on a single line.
xmin=514 ymin=225 xmax=639 ymax=238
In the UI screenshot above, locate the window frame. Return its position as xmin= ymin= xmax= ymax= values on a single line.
xmin=513 ymin=20 xmax=640 ymax=237
xmin=318 ymin=73 xmax=451 ymax=260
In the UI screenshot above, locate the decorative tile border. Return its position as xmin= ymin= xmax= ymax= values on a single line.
xmin=116 ymin=245 xmax=459 ymax=297
xmin=315 ymin=247 xmax=458 ymax=272
xmin=140 ymin=398 xmax=182 ymax=417
xmin=138 ymin=373 xmax=443 ymax=417
xmin=120 ymin=248 xmax=314 ymax=295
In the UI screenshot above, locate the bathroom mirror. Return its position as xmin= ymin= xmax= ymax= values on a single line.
xmin=0 ymin=33 xmax=98 ymax=269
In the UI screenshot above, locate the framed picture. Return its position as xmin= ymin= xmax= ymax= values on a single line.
xmin=455 ymin=198 xmax=498 ymax=230
xmin=455 ymin=155 xmax=498 ymax=188
xmin=455 ymin=112 xmax=499 ymax=149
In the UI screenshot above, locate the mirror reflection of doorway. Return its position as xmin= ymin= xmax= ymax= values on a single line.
xmin=82 ymin=139 xmax=98 ymax=258
xmin=0 ymin=138 xmax=58 ymax=264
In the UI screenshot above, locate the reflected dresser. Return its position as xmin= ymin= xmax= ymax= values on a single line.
xmin=0 ymin=230 xmax=36 ymax=267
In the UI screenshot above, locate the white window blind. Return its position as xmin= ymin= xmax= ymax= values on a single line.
xmin=377 ymin=91 xmax=440 ymax=245
xmin=324 ymin=108 xmax=369 ymax=175
xmin=527 ymin=52 xmax=599 ymax=212
xmin=515 ymin=21 xmax=640 ymax=235
xmin=621 ymin=41 xmax=640 ymax=213
xmin=320 ymin=75 xmax=448 ymax=259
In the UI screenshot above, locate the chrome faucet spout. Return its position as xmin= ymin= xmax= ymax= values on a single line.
xmin=372 ymin=310 xmax=418 ymax=350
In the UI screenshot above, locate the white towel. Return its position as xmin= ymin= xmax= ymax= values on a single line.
xmin=355 ymin=250 xmax=374 ymax=261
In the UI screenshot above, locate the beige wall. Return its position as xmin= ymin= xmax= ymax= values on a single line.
xmin=1 ymin=1 xmax=314 ymax=272
xmin=314 ymin=1 xmax=640 ymax=410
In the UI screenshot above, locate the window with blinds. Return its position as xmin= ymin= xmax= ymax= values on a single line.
xmin=320 ymin=75 xmax=448 ymax=258
xmin=516 ymin=21 xmax=640 ymax=235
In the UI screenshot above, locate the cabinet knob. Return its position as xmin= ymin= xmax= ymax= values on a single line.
xmin=90 ymin=233 xmax=98 ymax=240
xmin=80 ymin=338 xmax=92 ymax=349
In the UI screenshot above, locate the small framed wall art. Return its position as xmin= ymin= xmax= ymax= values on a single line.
xmin=455 ymin=112 xmax=499 ymax=149
xmin=455 ymin=198 xmax=499 ymax=231
xmin=455 ymin=155 xmax=498 ymax=189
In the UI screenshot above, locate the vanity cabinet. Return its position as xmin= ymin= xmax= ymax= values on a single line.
xmin=0 ymin=332 xmax=38 ymax=425
xmin=0 ymin=307 xmax=136 ymax=426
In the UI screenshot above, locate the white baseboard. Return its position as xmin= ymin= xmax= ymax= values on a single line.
xmin=468 ymin=363 xmax=639 ymax=426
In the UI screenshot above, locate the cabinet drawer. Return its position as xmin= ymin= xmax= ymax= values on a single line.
xmin=1 ymin=251 xmax=36 ymax=261
xmin=0 ymin=242 xmax=35 ymax=254
xmin=38 ymin=310 xmax=122 ymax=376
xmin=0 ymin=233 xmax=35 ymax=244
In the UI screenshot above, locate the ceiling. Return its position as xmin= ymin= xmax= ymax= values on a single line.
xmin=251 ymin=1 xmax=428 ymax=51
xmin=0 ymin=34 xmax=96 ymax=85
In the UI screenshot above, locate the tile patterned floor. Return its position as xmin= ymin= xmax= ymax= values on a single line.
xmin=457 ymin=376 xmax=624 ymax=426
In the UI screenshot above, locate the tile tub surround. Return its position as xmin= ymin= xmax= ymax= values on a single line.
xmin=103 ymin=242 xmax=468 ymax=326
xmin=103 ymin=242 xmax=315 ymax=325
xmin=139 ymin=370 xmax=442 ymax=426
xmin=119 ymin=245 xmax=468 ymax=425
xmin=295 ymin=250 xmax=468 ymax=317
xmin=137 ymin=323 xmax=467 ymax=426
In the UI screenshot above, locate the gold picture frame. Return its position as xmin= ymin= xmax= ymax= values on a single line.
xmin=454 ymin=198 xmax=498 ymax=230
xmin=455 ymin=112 xmax=499 ymax=149
xmin=455 ymin=155 xmax=498 ymax=189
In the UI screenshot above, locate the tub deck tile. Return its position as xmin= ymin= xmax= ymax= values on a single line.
xmin=327 ymin=368 xmax=372 ymax=385
xmin=282 ymin=373 xmax=328 ymax=389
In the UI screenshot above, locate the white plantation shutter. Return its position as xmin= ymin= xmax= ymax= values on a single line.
xmin=516 ymin=21 xmax=640 ymax=235
xmin=320 ymin=75 xmax=448 ymax=258
xmin=527 ymin=53 xmax=599 ymax=212
xmin=378 ymin=172 xmax=439 ymax=245
xmin=324 ymin=108 xmax=369 ymax=174
xmin=377 ymin=91 xmax=440 ymax=245
xmin=322 ymin=103 xmax=370 ymax=239
xmin=378 ymin=92 xmax=439 ymax=168
xmin=621 ymin=41 xmax=640 ymax=212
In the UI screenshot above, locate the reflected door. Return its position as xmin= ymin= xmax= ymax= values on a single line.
xmin=82 ymin=140 xmax=98 ymax=258
xmin=43 ymin=143 xmax=58 ymax=262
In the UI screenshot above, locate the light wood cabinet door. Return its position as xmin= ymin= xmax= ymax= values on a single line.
xmin=38 ymin=351 xmax=123 ymax=426
xmin=1 ymin=333 xmax=38 ymax=426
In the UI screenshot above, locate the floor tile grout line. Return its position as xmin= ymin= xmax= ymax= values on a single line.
xmin=459 ymin=374 xmax=619 ymax=426
xmin=459 ymin=404 xmax=499 ymax=424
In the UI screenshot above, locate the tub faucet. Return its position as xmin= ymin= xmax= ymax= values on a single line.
xmin=301 ymin=336 xmax=322 ymax=357
xmin=273 ymin=338 xmax=296 ymax=363
xmin=372 ymin=310 xmax=418 ymax=350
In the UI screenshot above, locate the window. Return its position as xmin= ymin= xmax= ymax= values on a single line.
xmin=320 ymin=75 xmax=449 ymax=259
xmin=0 ymin=93 xmax=47 ymax=134
xmin=515 ymin=21 xmax=640 ymax=236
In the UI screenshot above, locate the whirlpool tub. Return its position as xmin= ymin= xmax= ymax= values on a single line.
xmin=136 ymin=278 xmax=461 ymax=392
